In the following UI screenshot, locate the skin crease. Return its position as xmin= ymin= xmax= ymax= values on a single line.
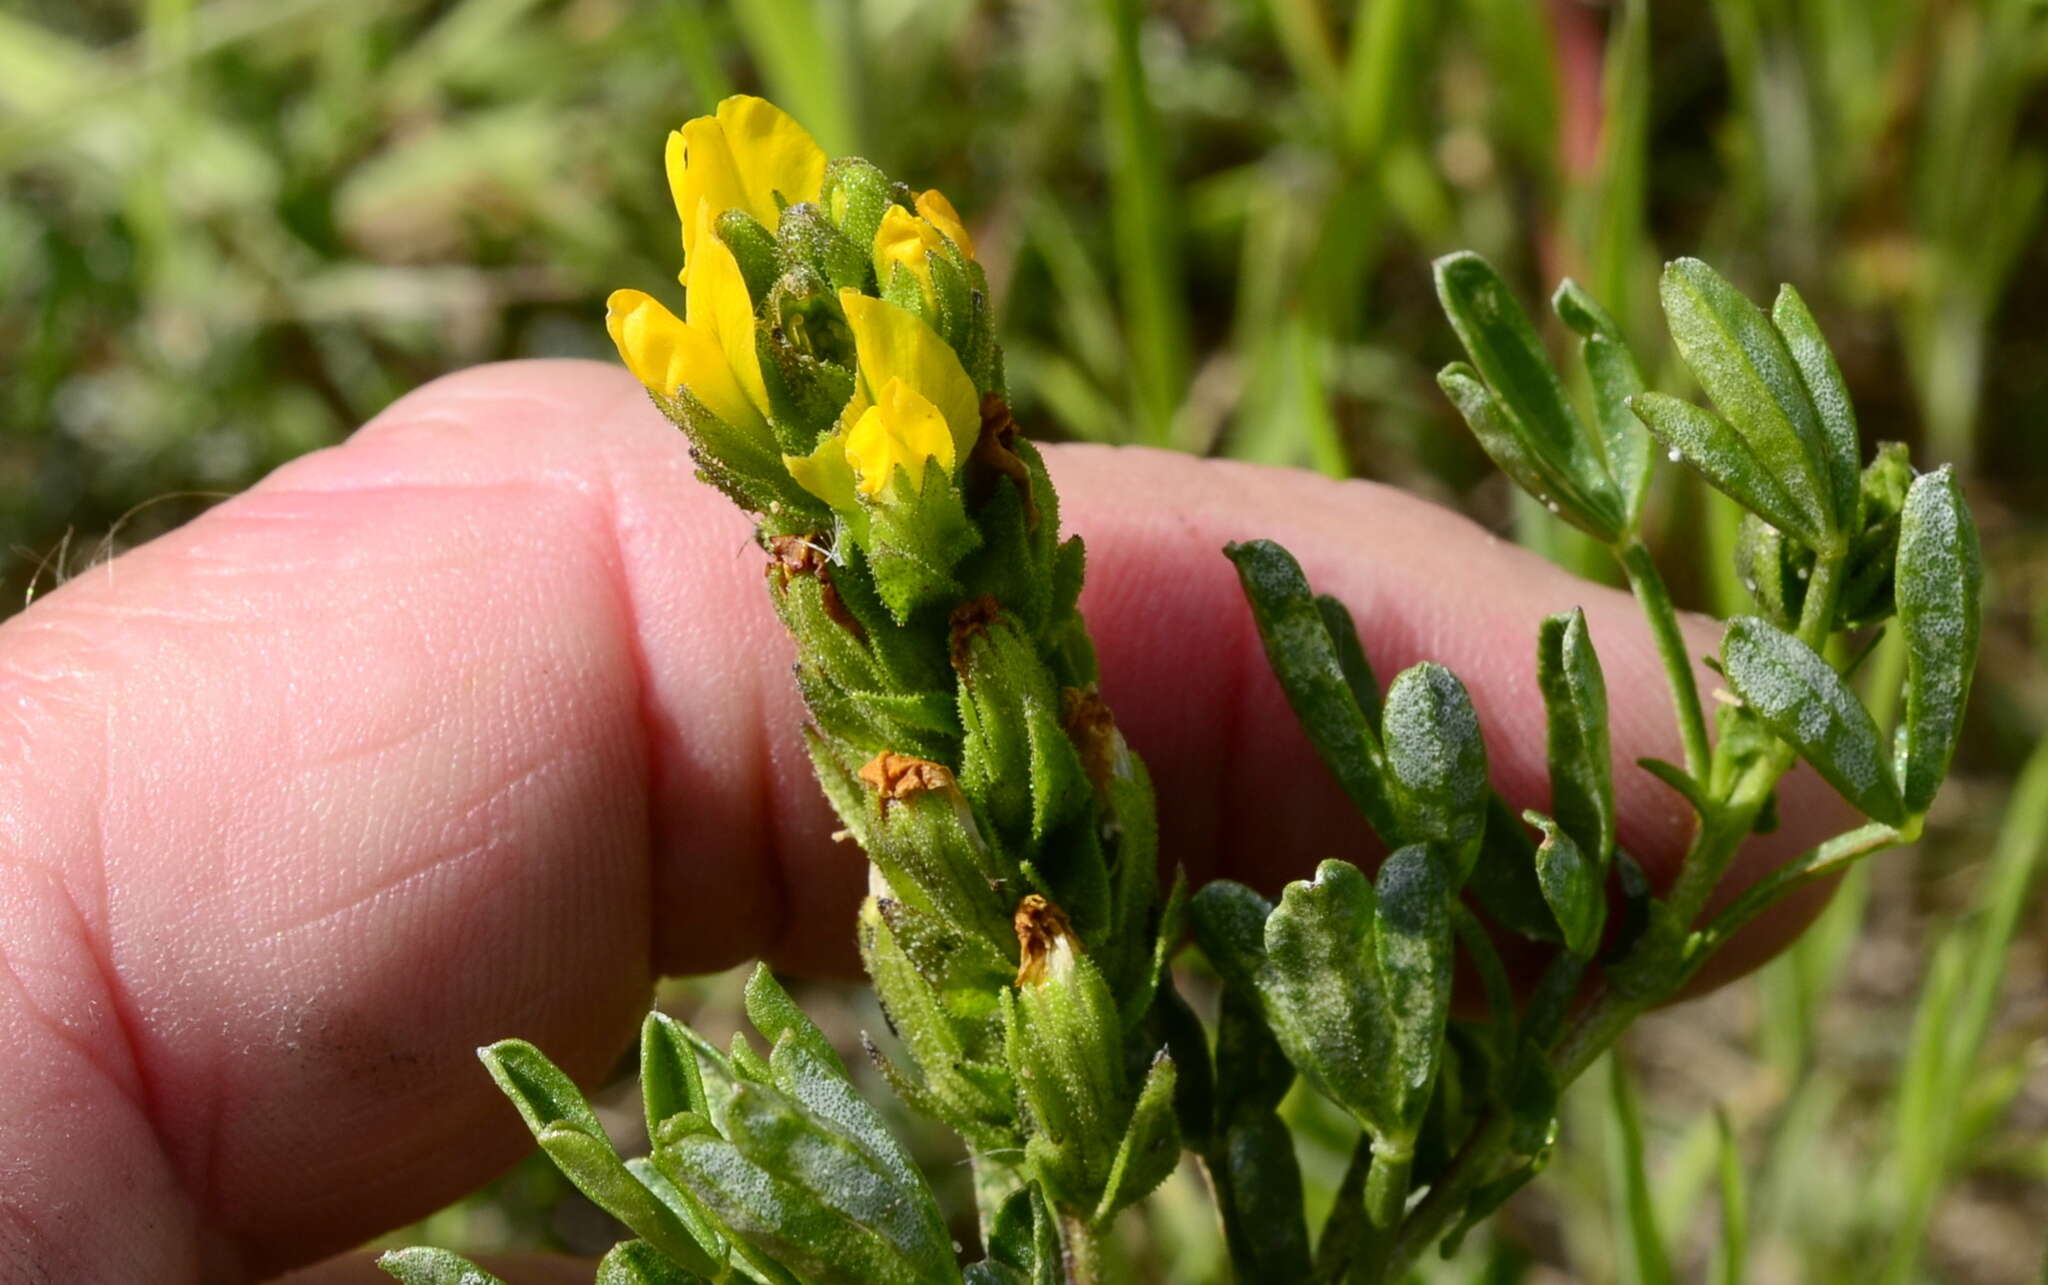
xmin=0 ymin=360 xmax=1850 ymax=1284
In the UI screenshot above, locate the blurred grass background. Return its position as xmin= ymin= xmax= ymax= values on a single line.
xmin=4 ymin=0 xmax=2046 ymax=1280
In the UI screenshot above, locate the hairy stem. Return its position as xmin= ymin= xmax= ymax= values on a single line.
xmin=1059 ymin=1211 xmax=1107 ymax=1285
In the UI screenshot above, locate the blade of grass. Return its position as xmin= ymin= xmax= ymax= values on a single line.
xmin=1712 ymin=1111 xmax=1748 ymax=1285
xmin=1097 ymin=0 xmax=1190 ymax=448
xmin=730 ymin=0 xmax=859 ymax=155
xmin=1882 ymin=734 xmax=2048 ymax=1284
xmin=1606 ymin=1053 xmax=1674 ymax=1285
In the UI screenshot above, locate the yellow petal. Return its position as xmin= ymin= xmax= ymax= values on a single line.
xmin=914 ymin=189 xmax=975 ymax=260
xmin=715 ymin=95 xmax=826 ymax=228
xmin=837 ymin=290 xmax=982 ymax=462
xmin=873 ymin=204 xmax=943 ymax=308
xmin=844 ymin=377 xmax=955 ymax=496
xmin=684 ymin=208 xmax=771 ymax=421
xmin=784 ymin=432 xmax=861 ymax=512
xmin=667 ymin=120 xmax=747 ymax=263
xmin=605 ymin=288 xmax=765 ymax=435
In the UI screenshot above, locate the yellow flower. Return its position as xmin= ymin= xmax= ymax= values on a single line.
xmin=667 ymin=95 xmax=826 ymax=262
xmin=874 ymin=205 xmax=949 ymax=311
xmin=914 ymin=189 xmax=974 ymax=259
xmin=845 ymin=377 xmax=956 ymax=495
xmin=784 ymin=291 xmax=983 ymax=510
xmin=606 ymin=213 xmax=770 ymax=431
xmin=872 ymin=190 xmax=977 ymax=312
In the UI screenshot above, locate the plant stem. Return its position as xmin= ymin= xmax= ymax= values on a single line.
xmin=1059 ymin=1211 xmax=1107 ymax=1285
xmin=1381 ymin=1112 xmax=1512 ymax=1276
xmin=1615 ymin=537 xmax=1711 ymax=781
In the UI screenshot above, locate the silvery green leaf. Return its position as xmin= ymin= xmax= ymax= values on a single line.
xmin=1896 ymin=467 xmax=1982 ymax=815
xmin=1433 ymin=252 xmax=1626 ymax=541
xmin=478 ymin=1039 xmax=604 ymax=1141
xmin=1553 ymin=278 xmax=1652 ymax=524
xmin=1466 ymin=794 xmax=1566 ymax=943
xmin=655 ymin=1125 xmax=937 ymax=1285
xmin=1213 ymin=1113 xmax=1313 ymax=1276
xmin=1257 ymin=859 xmax=1390 ymax=1128
xmin=744 ymin=965 xmax=849 ymax=1081
xmin=1316 ymin=592 xmax=1383 ymax=727
xmin=1371 ymin=845 xmax=1454 ymax=1130
xmin=643 ymin=1011 xmax=709 ymax=1141
xmin=627 ymin=1157 xmax=729 ymax=1276
xmin=1629 ymin=392 xmax=1825 ymax=548
xmin=1722 ymin=616 xmax=1904 ymax=824
xmin=1658 ymin=259 xmax=1835 ymax=547
xmin=596 ymin=1239 xmax=710 ymax=1285
xmin=376 ymin=1248 xmax=507 ymax=1285
xmin=1770 ymin=283 xmax=1862 ymax=532
xmin=1526 ymin=813 xmax=1606 ymax=958
xmin=1188 ymin=879 xmax=1275 ymax=992
xmin=538 ymin=1124 xmax=722 ymax=1278
xmin=1381 ymin=663 xmax=1489 ymax=865
xmin=1225 ymin=540 xmax=1397 ymax=838
xmin=1092 ymin=1052 xmax=1181 ymax=1224
xmin=1538 ymin=608 xmax=1614 ymax=864
xmin=1735 ymin=511 xmax=1804 ymax=628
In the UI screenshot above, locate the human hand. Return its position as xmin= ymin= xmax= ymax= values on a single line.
xmin=0 ymin=360 xmax=1848 ymax=1283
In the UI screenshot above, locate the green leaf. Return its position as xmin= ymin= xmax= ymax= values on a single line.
xmin=979 ymin=1182 xmax=1060 ymax=1285
xmin=955 ymin=611 xmax=1091 ymax=847
xmin=1721 ymin=616 xmax=1905 ymax=824
xmin=656 ymin=1125 xmax=939 ymax=1285
xmin=1466 ymin=794 xmax=1566 ymax=943
xmin=1537 ymin=608 xmax=1615 ymax=864
xmin=1554 ymin=278 xmax=1652 ymax=525
xmin=643 ymin=1011 xmax=709 ymax=1141
xmin=597 ymin=1240 xmax=708 ymax=1285
xmin=1315 ymin=593 xmax=1383 ymax=728
xmin=1608 ymin=1055 xmax=1675 ymax=1285
xmin=1093 ymin=1052 xmax=1181 ymax=1224
xmin=1188 ymin=879 xmax=1275 ymax=992
xmin=1381 ymin=662 xmax=1489 ymax=864
xmin=1895 ymin=466 xmax=1982 ymax=815
xmin=1433 ymin=252 xmax=1625 ymax=540
xmin=745 ymin=965 xmax=848 ymax=1081
xmin=1658 ymin=258 xmax=1834 ymax=548
xmin=1212 ymin=1114 xmax=1313 ymax=1279
xmin=376 ymin=1248 xmax=508 ymax=1285
xmin=1629 ymin=392 xmax=1824 ymax=548
xmin=478 ymin=1039 xmax=604 ymax=1141
xmin=1770 ymin=283 xmax=1862 ymax=532
xmin=1257 ymin=859 xmax=1391 ymax=1129
xmin=538 ymin=1125 xmax=722 ymax=1279
xmin=1526 ymin=813 xmax=1606 ymax=957
xmin=1371 ymin=845 xmax=1454 ymax=1131
xmin=1224 ymin=540 xmax=1397 ymax=837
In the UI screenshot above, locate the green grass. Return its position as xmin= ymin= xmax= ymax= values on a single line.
xmin=5 ymin=1 xmax=2045 ymax=1278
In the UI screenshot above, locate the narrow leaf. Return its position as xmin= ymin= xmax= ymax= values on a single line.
xmin=1526 ymin=813 xmax=1606 ymax=957
xmin=1188 ymin=879 xmax=1274 ymax=992
xmin=1538 ymin=608 xmax=1615 ymax=863
xmin=1372 ymin=845 xmax=1454 ymax=1131
xmin=1658 ymin=259 xmax=1833 ymax=546
xmin=1722 ymin=616 xmax=1905 ymax=824
xmin=1434 ymin=252 xmax=1625 ymax=540
xmin=478 ymin=1039 xmax=605 ymax=1140
xmin=643 ymin=1011 xmax=708 ymax=1141
xmin=1630 ymin=392 xmax=1823 ymax=548
xmin=1554 ymin=279 xmax=1652 ymax=522
xmin=1225 ymin=540 xmax=1396 ymax=836
xmin=539 ymin=1125 xmax=722 ymax=1279
xmin=1770 ymin=284 xmax=1861 ymax=532
xmin=1895 ymin=467 xmax=1982 ymax=814
xmin=1316 ymin=592 xmax=1383 ymax=728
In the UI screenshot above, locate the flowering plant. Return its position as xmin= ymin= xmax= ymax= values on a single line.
xmin=383 ymin=98 xmax=1980 ymax=1285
